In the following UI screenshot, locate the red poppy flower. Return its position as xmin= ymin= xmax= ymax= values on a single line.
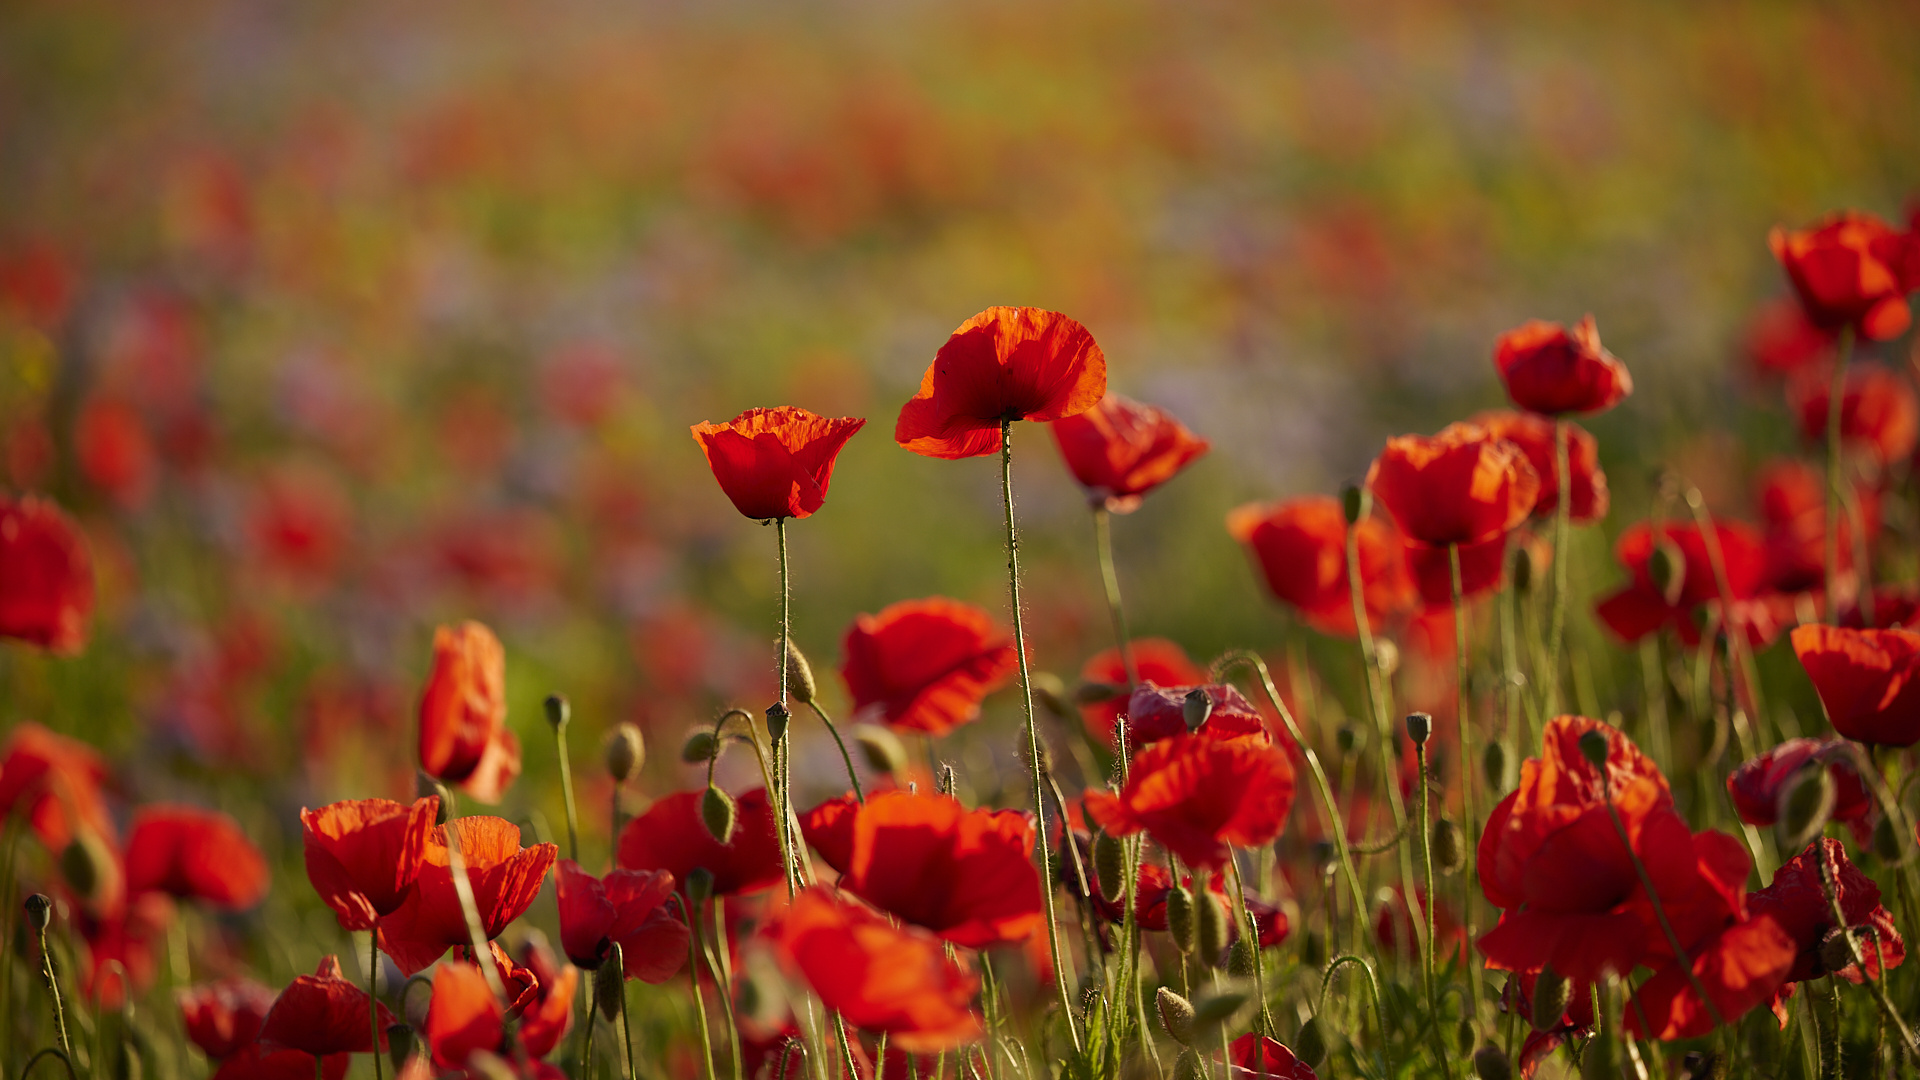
xmin=0 ymin=721 xmax=115 ymax=851
xmin=1225 ymin=1033 xmax=1319 ymax=1080
xmin=1790 ymin=624 xmax=1920 ymax=746
xmin=1842 ymin=584 xmax=1920 ymax=630
xmin=376 ymin=816 xmax=558 ymax=975
xmin=1492 ymin=315 xmax=1634 ymax=416
xmin=211 ymin=1044 xmax=348 ymax=1080
xmin=302 ymin=796 xmax=439 ymax=931
xmin=840 ymin=597 xmax=1017 ymax=736
xmin=180 ymin=977 xmax=276 ymax=1060
xmin=259 ymin=956 xmax=396 ymax=1056
xmin=1225 ymin=496 xmax=1416 ymax=636
xmin=1119 ymin=682 xmax=1272 ymax=750
xmin=1470 ymin=411 xmax=1608 ymax=524
xmin=1048 ymin=394 xmax=1210 ymax=512
xmin=689 ymin=406 xmax=866 ymax=520
xmin=1084 ymin=730 xmax=1295 ymax=869
xmin=0 ymin=496 xmax=95 ymax=654
xmin=1625 ymin=910 xmax=1798 ymax=1041
xmin=75 ymin=394 xmax=156 ymax=509
xmin=1757 ymin=458 xmax=1877 ymax=594
xmin=1787 ymin=362 xmax=1920 ymax=466
xmin=1076 ymin=638 xmax=1207 ymax=745
xmin=1769 ymin=211 xmax=1918 ymax=341
xmin=0 ymin=238 xmax=77 ymax=330
xmin=1746 ymin=296 xmax=1835 ymax=377
xmin=1752 ymin=839 xmax=1903 ymax=992
xmin=1592 ymin=519 xmax=1768 ymax=645
xmin=778 ymin=886 xmax=983 ymax=1052
xmin=616 ymin=788 xmax=784 ymax=897
xmin=125 ymin=805 xmax=269 ymax=910
xmin=895 ymin=306 xmax=1107 ymax=459
xmin=75 ymin=891 xmax=172 ymax=1006
xmin=1726 ymin=738 xmax=1873 ymax=839
xmin=1403 ymin=531 xmax=1510 ymax=608
xmin=554 ymin=859 xmax=689 ymax=981
xmin=417 ymin=621 xmax=522 ymax=804
xmin=1366 ymin=423 xmax=1541 ymax=548
xmin=245 ymin=462 xmax=352 ymax=587
xmin=424 ymin=950 xmax=577 ymax=1068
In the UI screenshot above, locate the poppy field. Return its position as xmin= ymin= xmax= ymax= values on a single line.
xmin=4 ymin=3 xmax=1920 ymax=1080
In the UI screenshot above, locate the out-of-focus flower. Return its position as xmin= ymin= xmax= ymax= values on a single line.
xmin=0 ymin=721 xmax=114 ymax=850
xmin=778 ymin=886 xmax=982 ymax=1052
xmin=538 ymin=341 xmax=626 ymax=429
xmin=1367 ymin=423 xmax=1541 ymax=548
xmin=1471 ymin=411 xmax=1609 ymax=524
xmin=74 ymin=394 xmax=156 ymax=509
xmin=690 ymin=406 xmax=866 ymax=520
xmin=1757 ymin=458 xmax=1877 ymax=594
xmin=1593 ymin=519 xmax=1773 ymax=645
xmin=1790 ymin=625 xmax=1920 ymax=746
xmin=76 ymin=891 xmax=173 ymax=1006
xmin=1085 ymin=730 xmax=1294 ymax=869
xmin=1118 ymin=682 xmax=1271 ymax=749
xmin=1048 ymin=394 xmax=1209 ymax=512
xmin=0 ymin=238 xmax=77 ymax=330
xmin=1226 ymin=1033 xmax=1319 ymax=1080
xmin=1745 ymin=296 xmax=1835 ymax=377
xmin=424 ymin=950 xmax=575 ymax=1068
xmin=417 ymin=621 xmax=522 ymax=804
xmin=125 ymin=805 xmax=269 ymax=911
xmin=0 ymin=496 xmax=94 ymax=655
xmin=1769 ymin=211 xmax=1918 ymax=341
xmin=179 ymin=977 xmax=276 ymax=1061
xmin=1842 ymin=584 xmax=1920 ymax=629
xmin=798 ymin=790 xmax=1041 ymax=947
xmin=1492 ymin=315 xmax=1633 ymax=416
xmin=1787 ymin=362 xmax=1919 ymax=466
xmin=1404 ymin=531 xmax=1512 ymax=608
xmin=259 ymin=956 xmax=394 ymax=1056
xmin=301 ymin=796 xmax=439 ymax=931
xmin=616 ymin=788 xmax=784 ymax=897
xmin=554 ymin=860 xmax=689 ymax=980
xmin=376 ymin=817 xmax=558 ymax=975
xmin=1076 ymin=638 xmax=1206 ymax=745
xmin=895 ymin=307 xmax=1106 ymax=459
xmin=211 ymin=1044 xmax=348 ymax=1080
xmin=1226 ymin=496 xmax=1416 ymax=636
xmin=1726 ymin=739 xmax=1873 ymax=840
xmin=245 ymin=462 xmax=353 ymax=589
xmin=840 ymin=597 xmax=1017 ymax=736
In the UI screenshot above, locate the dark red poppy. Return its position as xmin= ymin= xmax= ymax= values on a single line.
xmin=1757 ymin=458 xmax=1877 ymax=594
xmin=1592 ymin=519 xmax=1769 ymax=645
xmin=1225 ymin=496 xmax=1416 ymax=636
xmin=690 ymin=406 xmax=866 ymax=520
xmin=1492 ymin=315 xmax=1633 ymax=416
xmin=1076 ymin=638 xmax=1207 ymax=745
xmin=1788 ymin=362 xmax=1919 ymax=467
xmin=75 ymin=394 xmax=156 ymax=509
xmin=0 ymin=496 xmax=95 ymax=654
xmin=125 ymin=804 xmax=269 ymax=910
xmin=895 ymin=306 xmax=1107 ymax=459
xmin=211 ymin=1044 xmax=347 ymax=1080
xmin=1726 ymin=738 xmax=1873 ymax=840
xmin=0 ymin=721 xmax=115 ymax=851
xmin=799 ymin=790 xmax=1042 ymax=947
xmin=376 ymin=816 xmax=558 ymax=975
xmin=616 ymin=787 xmax=784 ymax=897
xmin=1403 ymin=531 xmax=1511 ymax=608
xmin=1225 ymin=1033 xmax=1319 ymax=1080
xmin=1770 ymin=211 xmax=1918 ymax=341
xmin=1470 ymin=411 xmax=1608 ymax=524
xmin=1790 ymin=624 xmax=1920 ymax=746
xmin=424 ymin=949 xmax=577 ymax=1068
xmin=179 ymin=977 xmax=276 ymax=1060
xmin=554 ymin=859 xmax=689 ymax=981
xmin=840 ymin=597 xmax=1017 ymax=736
xmin=1366 ymin=423 xmax=1541 ymax=548
xmin=1625 ymin=909 xmax=1797 ymax=1040
xmin=1084 ymin=730 xmax=1295 ymax=869
xmin=1752 ymin=839 xmax=1903 ymax=992
xmin=1048 ymin=394 xmax=1210 ymax=512
xmin=1842 ymin=584 xmax=1920 ymax=629
xmin=1746 ymin=296 xmax=1835 ymax=378
xmin=302 ymin=796 xmax=439 ymax=931
xmin=1119 ymin=682 xmax=1271 ymax=749
xmin=778 ymin=886 xmax=983 ymax=1052
xmin=259 ymin=956 xmax=395 ymax=1056
xmin=417 ymin=621 xmax=522 ymax=804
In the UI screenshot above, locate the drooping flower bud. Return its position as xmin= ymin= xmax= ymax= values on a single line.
xmin=1191 ymin=984 xmax=1251 ymax=1028
xmin=1579 ymin=1029 xmax=1617 ymax=1080
xmin=1649 ymin=538 xmax=1686 ymax=607
xmin=1195 ymin=888 xmax=1229 ymax=961
xmin=544 ymin=694 xmax=570 ymax=731
xmin=1156 ymin=986 xmax=1196 ymax=1045
xmin=23 ymin=893 xmax=52 ymax=931
xmin=1075 ymin=681 xmax=1123 ymax=705
xmin=701 ymin=787 xmax=737 ymax=844
xmin=1776 ymin=765 xmax=1836 ymax=852
xmin=1182 ymin=688 xmax=1213 ymax=733
xmin=686 ymin=867 xmax=715 ymax=906
xmin=1093 ymin=831 xmax=1126 ymax=904
xmin=596 ymin=945 xmax=627 ymax=1019
xmin=1577 ymin=729 xmax=1610 ymax=770
xmin=1295 ymin=1016 xmax=1327 ymax=1068
xmin=1031 ymin=672 xmax=1072 ymax=722
xmin=1431 ymin=817 xmax=1465 ymax=875
xmin=1406 ymin=712 xmax=1432 ymax=746
xmin=1483 ymin=740 xmax=1509 ymax=793
xmin=1872 ymin=814 xmax=1909 ymax=864
xmin=59 ymin=830 xmax=116 ymax=907
xmin=1472 ymin=1044 xmax=1513 ymax=1080
xmin=681 ymin=730 xmax=719 ymax=763
xmin=1510 ymin=542 xmax=1534 ymax=595
xmin=1341 ymin=482 xmax=1369 ymax=525
xmin=854 ymin=724 xmax=908 ymax=776
xmin=386 ymin=1025 xmax=416 ymax=1072
xmin=1530 ymin=966 xmax=1570 ymax=1032
xmin=785 ymin=640 xmax=817 ymax=705
xmin=604 ymin=724 xmax=645 ymax=782
xmin=1374 ymin=638 xmax=1400 ymax=678
xmin=1336 ymin=726 xmax=1359 ymax=754
xmin=1166 ymin=884 xmax=1196 ymax=953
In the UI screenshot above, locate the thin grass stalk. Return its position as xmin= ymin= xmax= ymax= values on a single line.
xmin=1448 ymin=543 xmax=1484 ymax=1031
xmin=1092 ymin=505 xmax=1137 ymax=687
xmin=368 ymin=931 xmax=385 ymax=1080
xmin=439 ymin=813 xmax=508 ymax=1000
xmin=1825 ymin=327 xmax=1856 ymax=623
xmin=676 ymin=899 xmax=720 ymax=1080
xmin=775 ymin=518 xmax=801 ymax=897
xmin=706 ymin=896 xmax=745 ymax=1080
xmin=1224 ymin=857 xmax=1272 ymax=1037
xmin=1544 ymin=419 xmax=1573 ymax=715
xmin=804 ymin=701 xmax=864 ymax=803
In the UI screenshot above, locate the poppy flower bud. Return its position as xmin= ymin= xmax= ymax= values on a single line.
xmin=1431 ymin=817 xmax=1464 ymax=875
xmin=785 ymin=641 xmax=816 ymax=705
xmin=1341 ymin=482 xmax=1369 ymax=525
xmin=854 ymin=724 xmax=908 ymax=777
xmin=1872 ymin=814 xmax=1909 ymax=864
xmin=1156 ymin=986 xmax=1196 ymax=1045
xmin=1818 ymin=926 xmax=1857 ymax=977
xmin=596 ymin=943 xmax=627 ymax=1018
xmin=1510 ymin=543 xmax=1534 ymax=595
xmin=681 ymin=731 xmax=719 ymax=764
xmin=386 ymin=1025 xmax=416 ymax=1071
xmin=686 ymin=866 xmax=715 ymax=906
xmin=1649 ymin=539 xmax=1687 ymax=607
xmin=700 ymin=787 xmax=737 ymax=844
xmin=766 ymin=702 xmax=790 ymax=744
xmin=1336 ymin=726 xmax=1359 ymax=754
xmin=1577 ymin=729 xmax=1610 ymax=770
xmin=1191 ymin=984 xmax=1251 ymax=1028
xmin=1530 ymin=967 xmax=1570 ymax=1032
xmin=604 ymin=724 xmax=645 ymax=782
xmin=1295 ymin=1016 xmax=1327 ymax=1068
xmin=60 ymin=830 xmax=116 ymax=906
xmin=1165 ymin=883 xmax=1197 ymax=952
xmin=1483 ymin=740 xmax=1509 ymax=793
xmin=1092 ymin=831 xmax=1126 ymax=904
xmin=1227 ymin=937 xmax=1256 ymax=978
xmin=1776 ymin=765 xmax=1836 ymax=852
xmin=1171 ymin=1049 xmax=1204 ymax=1080
xmin=23 ymin=892 xmax=51 ymax=931
xmin=544 ymin=694 xmax=570 ymax=731
xmin=1456 ymin=1018 xmax=1476 ymax=1056
xmin=1405 ymin=712 xmax=1432 ymax=747
xmin=1182 ymin=689 xmax=1213 ymax=733
xmin=1472 ymin=1044 xmax=1513 ymax=1080
xmin=1075 ymin=681 xmax=1123 ymax=705
xmin=1579 ymin=1030 xmax=1616 ymax=1080
xmin=1195 ymin=888 xmax=1229 ymax=961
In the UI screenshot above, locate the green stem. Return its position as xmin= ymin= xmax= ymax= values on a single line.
xmin=34 ymin=925 xmax=71 ymax=1062
xmin=678 ymin=897 xmax=719 ymax=1080
xmin=1815 ymin=836 xmax=1919 ymax=1057
xmin=1092 ymin=505 xmax=1137 ymax=687
xmin=551 ymin=698 xmax=580 ymax=864
xmin=775 ymin=517 xmax=802 ymax=897
xmin=369 ymin=930 xmax=385 ymax=1080
xmin=620 ymin=975 xmax=638 ymax=1080
xmin=804 ymin=700 xmax=864 ymax=803
xmin=18 ymin=1048 xmax=77 ymax=1080
xmin=998 ymin=419 xmax=1081 ymax=1053
xmin=1449 ymin=544 xmax=1483 ymax=1031
xmin=1414 ymin=741 xmax=1439 ymax=1017
xmin=1826 ymin=327 xmax=1855 ymax=624
xmin=1224 ymin=858 xmax=1272 ymax=1036
xmin=1596 ymin=773 xmax=1723 ymax=1030
xmin=1544 ymin=419 xmax=1572 ymax=716
xmin=1820 ymin=977 xmax=1843 ymax=1080
xmin=440 ymin=808 xmax=509 ymax=1000
xmin=706 ymin=897 xmax=745 ymax=1080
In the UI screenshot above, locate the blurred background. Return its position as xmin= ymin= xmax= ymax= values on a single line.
xmin=1 ymin=0 xmax=1916 ymax=874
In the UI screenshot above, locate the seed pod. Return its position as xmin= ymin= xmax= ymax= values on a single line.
xmin=854 ymin=724 xmax=908 ymax=776
xmin=1405 ymin=712 xmax=1432 ymax=746
xmin=1482 ymin=740 xmax=1509 ymax=793
xmin=1472 ymin=1044 xmax=1513 ymax=1080
xmin=1530 ymin=967 xmax=1570 ymax=1032
xmin=1227 ymin=937 xmax=1256 ymax=978
xmin=605 ymin=724 xmax=645 ymax=783
xmin=1577 ymin=729 xmax=1610 ymax=770
xmin=1182 ymin=689 xmax=1213 ymax=733
xmin=686 ymin=867 xmax=715 ymax=906
xmin=1295 ymin=1017 xmax=1327 ymax=1068
xmin=785 ymin=641 xmax=817 ymax=705
xmin=1195 ymin=889 xmax=1229 ymax=962
xmin=701 ymin=787 xmax=737 ymax=844
xmin=1156 ymin=986 xmax=1196 ymax=1045
xmin=1165 ymin=884 xmax=1196 ymax=953
xmin=1092 ymin=831 xmax=1126 ymax=904
xmin=1171 ymin=1049 xmax=1205 ymax=1080
xmin=1776 ymin=765 xmax=1836 ymax=853
xmin=681 ymin=730 xmax=719 ymax=764
xmin=1341 ymin=482 xmax=1369 ymax=525
xmin=937 ymin=761 xmax=958 ymax=796
xmin=23 ymin=893 xmax=51 ymax=931
xmin=544 ymin=694 xmax=570 ymax=731
xmin=596 ymin=944 xmax=627 ymax=1020
xmin=765 ymin=702 xmax=790 ymax=744
xmin=1431 ymin=818 xmax=1465 ymax=875
xmin=386 ymin=1025 xmax=416 ymax=1071
xmin=1456 ymin=1017 xmax=1476 ymax=1056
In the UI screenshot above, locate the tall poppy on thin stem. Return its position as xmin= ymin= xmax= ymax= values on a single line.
xmin=894 ymin=305 xmax=1106 ymax=1053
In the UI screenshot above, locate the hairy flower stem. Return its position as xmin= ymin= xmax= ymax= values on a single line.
xmin=1225 ymin=857 xmax=1272 ymax=1036
xmin=1825 ymin=327 xmax=1855 ymax=623
xmin=1449 ymin=544 xmax=1484 ymax=1029
xmin=804 ymin=700 xmax=863 ymax=803
xmin=369 ymin=931 xmax=386 ymax=1080
xmin=998 ymin=419 xmax=1081 ymax=1053
xmin=775 ymin=518 xmax=803 ymax=897
xmin=33 ymin=922 xmax=72 ymax=1061
xmin=1412 ymin=741 xmax=1456 ymax=1080
xmin=1092 ymin=505 xmax=1137 ymax=686
xmin=1544 ymin=420 xmax=1573 ymax=715
xmin=551 ymin=704 xmax=580 ymax=864
xmin=1815 ymin=838 xmax=1920 ymax=1057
